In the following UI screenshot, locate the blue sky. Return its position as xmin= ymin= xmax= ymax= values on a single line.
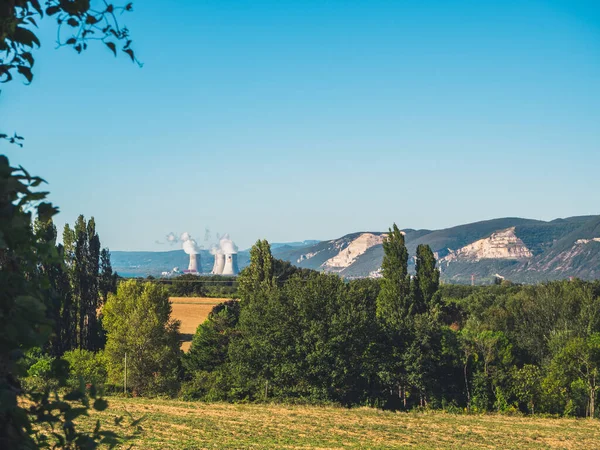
xmin=3 ymin=0 xmax=599 ymax=251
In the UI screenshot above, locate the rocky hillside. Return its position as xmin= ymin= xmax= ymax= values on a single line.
xmin=440 ymin=227 xmax=533 ymax=263
xmin=111 ymin=216 xmax=600 ymax=283
xmin=275 ymin=215 xmax=600 ymax=283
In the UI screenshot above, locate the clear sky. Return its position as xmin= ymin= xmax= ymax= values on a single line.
xmin=3 ymin=0 xmax=600 ymax=251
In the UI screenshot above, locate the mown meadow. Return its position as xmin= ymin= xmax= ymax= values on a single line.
xmin=78 ymin=397 xmax=600 ymax=449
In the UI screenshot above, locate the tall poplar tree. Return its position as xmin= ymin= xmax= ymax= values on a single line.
xmin=376 ymin=224 xmax=412 ymax=327
xmin=63 ymin=215 xmax=108 ymax=351
xmin=34 ymin=218 xmax=75 ymax=355
xmin=237 ymin=239 xmax=275 ymax=302
xmin=97 ymin=247 xmax=118 ymax=349
xmin=60 ymin=224 xmax=76 ymax=351
xmin=376 ymin=223 xmax=412 ymax=405
xmin=86 ymin=218 xmax=102 ymax=350
xmin=406 ymin=245 xmax=442 ymax=407
xmin=73 ymin=215 xmax=89 ymax=349
xmin=412 ymin=244 xmax=441 ymax=312
xmin=99 ymin=248 xmax=117 ymax=306
xmin=228 ymin=240 xmax=284 ymax=398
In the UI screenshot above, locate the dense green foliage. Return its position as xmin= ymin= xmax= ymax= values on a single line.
xmin=103 ymin=280 xmax=181 ymax=396
xmin=62 ymin=216 xmax=117 ymax=352
xmin=62 ymin=349 xmax=108 ymax=387
xmin=184 ymin=301 xmax=240 ymax=374
xmin=1 ymin=1 xmax=139 ymax=447
xmin=0 ymin=156 xmax=127 ymax=448
xmin=447 ymin=280 xmax=600 ymax=416
xmin=173 ymin=233 xmax=600 ymax=419
xmin=160 ymin=274 xmax=238 ymax=298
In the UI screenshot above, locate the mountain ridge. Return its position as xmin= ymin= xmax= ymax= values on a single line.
xmin=110 ymin=215 xmax=600 ymax=283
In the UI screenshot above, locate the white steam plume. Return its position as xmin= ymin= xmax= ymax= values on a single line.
xmin=209 ymin=244 xmax=223 ymax=255
xmin=219 ymin=233 xmax=238 ymax=254
xmin=166 ymin=232 xmax=179 ymax=244
xmin=181 ymin=232 xmax=200 ymax=255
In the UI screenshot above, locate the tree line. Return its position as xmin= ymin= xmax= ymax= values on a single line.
xmin=152 ymin=274 xmax=238 ymax=298
xmin=15 ymin=221 xmax=600 ymax=422
xmin=178 ymin=225 xmax=600 ymax=417
xmin=35 ymin=216 xmax=118 ymax=356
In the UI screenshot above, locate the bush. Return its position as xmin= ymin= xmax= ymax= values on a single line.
xmin=27 ymin=354 xmax=55 ymax=379
xmin=25 ymin=359 xmax=57 ymax=393
xmin=63 ymin=349 xmax=108 ymax=386
xmin=145 ymin=368 xmax=181 ymax=398
xmin=179 ymin=370 xmax=230 ymax=401
xmin=441 ymin=399 xmax=464 ymax=414
xmin=20 ymin=349 xmax=70 ymax=393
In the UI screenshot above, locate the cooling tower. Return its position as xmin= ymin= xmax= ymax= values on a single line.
xmin=222 ymin=253 xmax=239 ymax=275
xmin=212 ymin=253 xmax=225 ymax=275
xmin=188 ymin=253 xmax=199 ymax=273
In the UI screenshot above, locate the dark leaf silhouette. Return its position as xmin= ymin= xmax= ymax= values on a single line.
xmin=13 ymin=27 xmax=41 ymax=47
xmin=105 ymin=41 xmax=117 ymax=56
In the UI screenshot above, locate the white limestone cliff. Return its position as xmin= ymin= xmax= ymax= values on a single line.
xmin=322 ymin=233 xmax=386 ymax=271
xmin=441 ymin=227 xmax=533 ymax=263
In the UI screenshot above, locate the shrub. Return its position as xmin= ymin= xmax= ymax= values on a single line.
xmin=63 ymin=349 xmax=108 ymax=386
xmin=179 ymin=370 xmax=231 ymax=401
xmin=27 ymin=354 xmax=55 ymax=379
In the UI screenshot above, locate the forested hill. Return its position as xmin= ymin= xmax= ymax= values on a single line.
xmin=111 ymin=215 xmax=600 ymax=283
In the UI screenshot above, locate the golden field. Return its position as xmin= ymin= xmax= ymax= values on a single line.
xmin=169 ymin=297 xmax=229 ymax=351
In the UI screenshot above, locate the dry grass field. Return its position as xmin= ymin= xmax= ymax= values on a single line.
xmin=169 ymin=297 xmax=229 ymax=351
xmin=80 ymin=397 xmax=600 ymax=449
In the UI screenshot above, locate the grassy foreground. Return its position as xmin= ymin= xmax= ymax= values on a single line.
xmin=79 ymin=397 xmax=600 ymax=449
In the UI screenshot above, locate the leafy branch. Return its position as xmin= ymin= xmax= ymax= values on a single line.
xmin=1 ymin=1 xmax=140 ymax=147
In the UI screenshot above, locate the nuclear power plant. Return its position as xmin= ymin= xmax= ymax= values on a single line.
xmin=187 ymin=253 xmax=199 ymax=273
xmin=211 ymin=234 xmax=239 ymax=275
xmin=161 ymin=231 xmax=239 ymax=277
xmin=181 ymin=232 xmax=201 ymax=275
xmin=211 ymin=250 xmax=225 ymax=274
xmin=223 ymin=253 xmax=239 ymax=275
